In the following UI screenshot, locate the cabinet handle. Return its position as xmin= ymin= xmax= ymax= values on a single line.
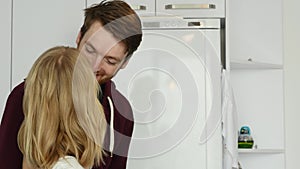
xmin=188 ymin=22 xmax=202 ymax=27
xmin=132 ymin=5 xmax=147 ymax=11
xmin=165 ymin=4 xmax=216 ymax=10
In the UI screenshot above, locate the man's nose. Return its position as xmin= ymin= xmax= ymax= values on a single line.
xmin=93 ymin=56 xmax=104 ymax=71
xmin=98 ymin=68 xmax=105 ymax=75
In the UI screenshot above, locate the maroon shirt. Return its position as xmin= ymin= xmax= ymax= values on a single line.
xmin=0 ymin=80 xmax=134 ymax=169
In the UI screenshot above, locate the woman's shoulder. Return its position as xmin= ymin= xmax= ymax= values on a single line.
xmin=52 ymin=156 xmax=85 ymax=169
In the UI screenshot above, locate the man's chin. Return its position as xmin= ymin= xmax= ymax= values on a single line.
xmin=97 ymin=77 xmax=109 ymax=84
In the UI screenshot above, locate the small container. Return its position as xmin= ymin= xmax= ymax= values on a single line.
xmin=238 ymin=126 xmax=254 ymax=149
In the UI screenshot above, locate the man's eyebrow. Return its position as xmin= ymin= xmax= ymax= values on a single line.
xmin=105 ymin=56 xmax=121 ymax=62
xmin=86 ymin=41 xmax=97 ymax=51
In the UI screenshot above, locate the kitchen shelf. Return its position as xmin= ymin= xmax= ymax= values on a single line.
xmin=230 ymin=59 xmax=283 ymax=70
xmin=238 ymin=148 xmax=284 ymax=154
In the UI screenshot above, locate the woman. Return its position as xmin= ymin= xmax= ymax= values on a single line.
xmin=17 ymin=46 xmax=106 ymax=169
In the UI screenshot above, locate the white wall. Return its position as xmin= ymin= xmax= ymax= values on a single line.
xmin=283 ymin=1 xmax=300 ymax=169
xmin=0 ymin=0 xmax=11 ymax=120
xmin=0 ymin=1 xmax=85 ymax=120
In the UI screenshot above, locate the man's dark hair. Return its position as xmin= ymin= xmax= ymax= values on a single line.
xmin=80 ymin=0 xmax=142 ymax=58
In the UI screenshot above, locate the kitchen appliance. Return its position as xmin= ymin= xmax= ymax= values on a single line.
xmin=113 ymin=17 xmax=223 ymax=169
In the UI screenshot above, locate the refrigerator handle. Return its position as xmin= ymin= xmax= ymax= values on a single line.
xmin=165 ymin=4 xmax=216 ymax=10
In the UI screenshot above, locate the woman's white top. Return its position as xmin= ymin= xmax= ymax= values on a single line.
xmin=52 ymin=156 xmax=85 ymax=169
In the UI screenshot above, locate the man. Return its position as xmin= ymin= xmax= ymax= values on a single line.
xmin=0 ymin=0 xmax=142 ymax=169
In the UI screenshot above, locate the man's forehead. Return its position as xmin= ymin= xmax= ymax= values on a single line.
xmin=84 ymin=21 xmax=128 ymax=58
xmin=86 ymin=39 xmax=127 ymax=60
xmin=87 ymin=33 xmax=120 ymax=54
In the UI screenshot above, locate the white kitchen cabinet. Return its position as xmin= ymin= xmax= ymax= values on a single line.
xmin=87 ymin=0 xmax=155 ymax=16
xmin=0 ymin=0 xmax=12 ymax=119
xmin=227 ymin=0 xmax=283 ymax=65
xmin=87 ymin=0 xmax=225 ymax=18
xmin=227 ymin=0 xmax=285 ymax=168
xmin=123 ymin=0 xmax=155 ymax=16
xmin=156 ymin=0 xmax=225 ymax=18
xmin=12 ymin=0 xmax=85 ymax=88
xmin=86 ymin=0 xmax=102 ymax=7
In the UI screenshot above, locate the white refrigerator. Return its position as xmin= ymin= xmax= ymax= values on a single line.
xmin=113 ymin=17 xmax=223 ymax=169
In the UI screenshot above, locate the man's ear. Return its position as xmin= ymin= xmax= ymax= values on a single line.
xmin=76 ymin=31 xmax=82 ymax=47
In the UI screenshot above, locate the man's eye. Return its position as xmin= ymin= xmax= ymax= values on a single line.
xmin=85 ymin=45 xmax=95 ymax=54
xmin=105 ymin=58 xmax=117 ymax=65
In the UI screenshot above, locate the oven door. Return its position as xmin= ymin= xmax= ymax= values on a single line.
xmin=113 ymin=19 xmax=222 ymax=169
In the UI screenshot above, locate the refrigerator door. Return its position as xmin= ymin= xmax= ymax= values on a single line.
xmin=113 ymin=28 xmax=222 ymax=169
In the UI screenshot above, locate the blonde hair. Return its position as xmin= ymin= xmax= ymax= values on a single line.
xmin=18 ymin=46 xmax=106 ymax=169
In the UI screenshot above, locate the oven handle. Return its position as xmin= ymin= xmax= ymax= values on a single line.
xmin=165 ymin=4 xmax=216 ymax=10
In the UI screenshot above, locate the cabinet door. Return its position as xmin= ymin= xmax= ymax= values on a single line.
xmin=0 ymin=0 xmax=11 ymax=119
xmin=86 ymin=0 xmax=155 ymax=17
xmin=12 ymin=0 xmax=85 ymax=87
xmin=125 ymin=0 xmax=155 ymax=16
xmin=227 ymin=0 xmax=283 ymax=64
xmin=157 ymin=0 xmax=225 ymax=18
